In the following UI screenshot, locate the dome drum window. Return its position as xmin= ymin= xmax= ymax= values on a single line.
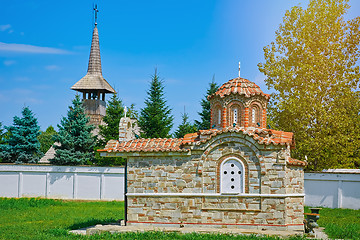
xmin=250 ymin=104 xmax=261 ymax=127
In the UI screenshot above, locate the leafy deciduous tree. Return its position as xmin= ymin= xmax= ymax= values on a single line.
xmin=195 ymin=78 xmax=219 ymax=130
xmin=258 ymin=0 xmax=360 ymax=170
xmin=51 ymin=95 xmax=96 ymax=165
xmin=0 ymin=107 xmax=43 ymax=163
xmin=138 ymin=69 xmax=174 ymax=138
xmin=38 ymin=126 xmax=57 ymax=154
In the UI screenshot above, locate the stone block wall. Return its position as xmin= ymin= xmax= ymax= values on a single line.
xmin=126 ymin=135 xmax=304 ymax=231
xmin=127 ymin=156 xmax=199 ymax=194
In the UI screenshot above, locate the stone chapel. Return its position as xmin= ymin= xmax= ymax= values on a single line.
xmin=99 ymin=76 xmax=306 ymax=231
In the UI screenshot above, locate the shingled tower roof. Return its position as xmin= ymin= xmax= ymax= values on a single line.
xmin=71 ymin=25 xmax=116 ymax=94
xmin=208 ymin=77 xmax=270 ymax=100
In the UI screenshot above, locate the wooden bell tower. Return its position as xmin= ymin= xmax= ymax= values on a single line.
xmin=71 ymin=5 xmax=116 ymax=129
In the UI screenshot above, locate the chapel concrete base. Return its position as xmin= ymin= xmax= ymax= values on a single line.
xmin=127 ymin=222 xmax=304 ymax=232
xmin=82 ymin=224 xmax=305 ymax=237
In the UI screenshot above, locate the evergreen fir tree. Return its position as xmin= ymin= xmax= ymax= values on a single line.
xmin=38 ymin=125 xmax=57 ymax=154
xmin=0 ymin=107 xmax=43 ymax=163
xmin=51 ymin=95 xmax=96 ymax=165
xmin=138 ymin=69 xmax=174 ymax=138
xmin=94 ymin=93 xmax=125 ymax=166
xmin=174 ymin=111 xmax=197 ymax=138
xmin=0 ymin=122 xmax=3 ymax=162
xmin=128 ymin=103 xmax=139 ymax=119
xmin=195 ymin=78 xmax=219 ymax=130
xmin=98 ymin=93 xmax=124 ymax=145
xmin=0 ymin=122 xmax=4 ymax=145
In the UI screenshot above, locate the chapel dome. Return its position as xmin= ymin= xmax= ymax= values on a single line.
xmin=208 ymin=77 xmax=270 ymax=100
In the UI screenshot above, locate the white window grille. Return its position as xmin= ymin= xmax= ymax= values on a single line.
xmin=218 ymin=109 xmax=221 ymax=125
xmin=233 ymin=108 xmax=238 ymax=124
xmin=220 ymin=158 xmax=245 ymax=194
xmin=252 ymin=107 xmax=256 ymax=123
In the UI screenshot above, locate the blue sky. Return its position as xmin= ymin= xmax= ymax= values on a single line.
xmin=1 ymin=0 xmax=359 ymax=132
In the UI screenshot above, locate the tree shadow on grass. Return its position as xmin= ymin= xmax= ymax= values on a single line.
xmin=69 ymin=218 xmax=119 ymax=230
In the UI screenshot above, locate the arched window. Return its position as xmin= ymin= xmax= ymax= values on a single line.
xmin=233 ymin=108 xmax=238 ymax=124
xmin=218 ymin=109 xmax=221 ymax=125
xmin=228 ymin=103 xmax=242 ymax=127
xmin=220 ymin=158 xmax=245 ymax=194
xmin=212 ymin=104 xmax=222 ymax=128
xmin=250 ymin=104 xmax=261 ymax=127
xmin=252 ymin=107 xmax=256 ymax=124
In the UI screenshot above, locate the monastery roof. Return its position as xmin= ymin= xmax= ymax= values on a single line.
xmin=99 ymin=127 xmax=296 ymax=153
xmin=100 ymin=138 xmax=188 ymax=153
xmin=288 ymin=158 xmax=307 ymax=167
xmin=71 ymin=25 xmax=116 ymax=93
xmin=208 ymin=77 xmax=270 ymax=100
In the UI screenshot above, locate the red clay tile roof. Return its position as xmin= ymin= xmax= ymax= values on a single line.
xmin=208 ymin=77 xmax=270 ymax=100
xmin=98 ymin=138 xmax=188 ymax=153
xmin=99 ymin=127 xmax=295 ymax=153
xmin=287 ymin=158 xmax=307 ymax=167
xmin=183 ymin=127 xmax=295 ymax=147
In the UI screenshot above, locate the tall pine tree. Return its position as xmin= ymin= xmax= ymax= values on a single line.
xmin=138 ymin=69 xmax=174 ymax=138
xmin=95 ymin=93 xmax=125 ymax=166
xmin=174 ymin=111 xmax=197 ymax=138
xmin=98 ymin=93 xmax=124 ymax=145
xmin=0 ymin=107 xmax=43 ymax=163
xmin=51 ymin=95 xmax=96 ymax=165
xmin=195 ymin=79 xmax=219 ymax=130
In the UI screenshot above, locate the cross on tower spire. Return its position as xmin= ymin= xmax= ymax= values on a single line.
xmin=94 ymin=4 xmax=99 ymax=25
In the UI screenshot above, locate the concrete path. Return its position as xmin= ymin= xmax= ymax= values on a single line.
xmin=70 ymin=223 xmax=329 ymax=239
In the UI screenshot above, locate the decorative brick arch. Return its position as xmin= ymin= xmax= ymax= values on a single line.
xmin=196 ymin=134 xmax=267 ymax=179
xmin=216 ymin=154 xmax=249 ymax=193
xmin=211 ymin=102 xmax=223 ymax=129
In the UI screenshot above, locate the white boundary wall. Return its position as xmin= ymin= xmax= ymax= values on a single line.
xmin=304 ymin=172 xmax=360 ymax=209
xmin=1 ymin=165 xmax=360 ymax=208
xmin=0 ymin=165 xmax=124 ymax=200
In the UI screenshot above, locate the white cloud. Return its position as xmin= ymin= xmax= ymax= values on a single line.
xmin=0 ymin=42 xmax=71 ymax=54
xmin=45 ymin=65 xmax=60 ymax=71
xmin=0 ymin=24 xmax=11 ymax=31
xmin=3 ymin=60 xmax=16 ymax=66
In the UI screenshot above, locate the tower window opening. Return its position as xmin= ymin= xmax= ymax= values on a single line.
xmin=233 ymin=108 xmax=238 ymax=124
xmin=218 ymin=109 xmax=221 ymax=125
xmin=252 ymin=107 xmax=256 ymax=123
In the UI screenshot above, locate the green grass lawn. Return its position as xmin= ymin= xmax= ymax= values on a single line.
xmin=0 ymin=198 xmax=123 ymax=240
xmin=314 ymin=207 xmax=360 ymax=239
xmin=0 ymin=198 xmax=358 ymax=240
